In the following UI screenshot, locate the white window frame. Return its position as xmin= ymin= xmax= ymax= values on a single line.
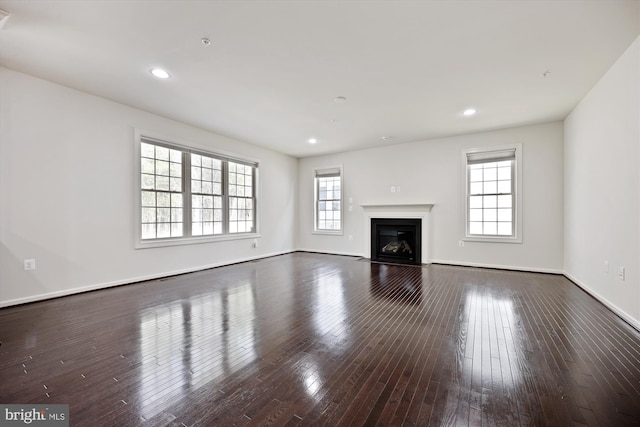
xmin=135 ymin=132 xmax=259 ymax=249
xmin=313 ymin=166 xmax=343 ymax=235
xmin=462 ymin=144 xmax=522 ymax=243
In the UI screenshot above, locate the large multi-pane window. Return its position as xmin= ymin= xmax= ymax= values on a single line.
xmin=464 ymin=146 xmax=521 ymax=241
xmin=138 ymin=137 xmax=257 ymax=244
xmin=314 ymin=167 xmax=342 ymax=232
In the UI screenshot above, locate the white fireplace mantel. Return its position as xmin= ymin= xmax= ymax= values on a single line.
xmin=361 ymin=203 xmax=434 ymax=264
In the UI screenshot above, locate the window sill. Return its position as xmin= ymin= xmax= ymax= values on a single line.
xmin=135 ymin=233 xmax=261 ymax=249
xmin=464 ymin=235 xmax=522 ymax=244
xmin=313 ymin=230 xmax=343 ymax=236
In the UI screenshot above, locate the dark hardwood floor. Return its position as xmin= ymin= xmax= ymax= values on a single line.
xmin=1 ymin=252 xmax=639 ymax=426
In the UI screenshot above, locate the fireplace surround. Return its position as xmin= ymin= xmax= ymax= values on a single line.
xmin=361 ymin=203 xmax=434 ymax=265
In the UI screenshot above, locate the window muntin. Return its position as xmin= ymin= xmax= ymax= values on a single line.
xmin=139 ymin=137 xmax=257 ymax=243
xmin=464 ymin=147 xmax=519 ymax=241
xmin=314 ymin=168 xmax=342 ymax=232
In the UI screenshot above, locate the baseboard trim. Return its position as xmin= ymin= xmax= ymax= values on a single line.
xmin=563 ymin=272 xmax=640 ymax=332
xmin=294 ymin=248 xmax=363 ymax=258
xmin=0 ymin=250 xmax=295 ymax=308
xmin=429 ymin=259 xmax=563 ymax=275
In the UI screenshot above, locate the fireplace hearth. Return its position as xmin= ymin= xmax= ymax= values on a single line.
xmin=371 ymin=218 xmax=422 ymax=265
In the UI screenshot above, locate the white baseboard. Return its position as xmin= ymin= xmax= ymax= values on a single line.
xmin=295 ymin=248 xmax=363 ymax=258
xmin=0 ymin=250 xmax=295 ymax=308
xmin=429 ymin=259 xmax=564 ymax=275
xmin=563 ymin=272 xmax=640 ymax=332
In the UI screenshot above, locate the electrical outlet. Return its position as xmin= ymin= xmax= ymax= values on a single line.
xmin=603 ymin=261 xmax=609 ymax=273
xmin=24 ymin=259 xmax=36 ymax=270
xmin=348 ymin=235 xmax=353 ymax=241
xmin=391 ymin=186 xmax=396 ymax=193
xmin=619 ymin=267 xmax=625 ymax=281
xmin=458 ymin=240 xmax=465 ymax=247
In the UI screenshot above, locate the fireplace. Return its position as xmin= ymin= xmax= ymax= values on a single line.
xmin=371 ymin=218 xmax=422 ymax=265
xmin=361 ymin=203 xmax=434 ymax=265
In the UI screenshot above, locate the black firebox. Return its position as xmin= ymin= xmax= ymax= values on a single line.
xmin=371 ymin=218 xmax=422 ymax=265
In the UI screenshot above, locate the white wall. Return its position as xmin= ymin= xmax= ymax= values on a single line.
xmin=564 ymin=37 xmax=640 ymax=327
xmin=0 ymin=67 xmax=298 ymax=306
xmin=297 ymin=121 xmax=564 ymax=273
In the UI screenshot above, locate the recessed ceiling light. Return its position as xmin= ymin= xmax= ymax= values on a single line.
xmin=150 ymin=68 xmax=170 ymax=79
xmin=334 ymin=96 xmax=347 ymax=103
xmin=308 ymin=138 xmax=317 ymax=144
xmin=201 ymin=38 xmax=212 ymax=46
xmin=381 ymin=136 xmax=393 ymax=141
xmin=463 ymin=108 xmax=477 ymax=116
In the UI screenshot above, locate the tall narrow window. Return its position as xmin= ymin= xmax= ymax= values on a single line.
xmin=191 ymin=153 xmax=223 ymax=236
xmin=228 ymin=161 xmax=255 ymax=233
xmin=314 ymin=167 xmax=342 ymax=233
xmin=137 ymin=136 xmax=257 ymax=247
xmin=140 ymin=143 xmax=184 ymax=239
xmin=464 ymin=145 xmax=521 ymax=242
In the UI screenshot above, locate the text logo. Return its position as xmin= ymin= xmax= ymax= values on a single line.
xmin=0 ymin=405 xmax=69 ymax=426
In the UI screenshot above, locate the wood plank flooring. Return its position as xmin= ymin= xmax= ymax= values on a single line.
xmin=1 ymin=252 xmax=639 ymax=426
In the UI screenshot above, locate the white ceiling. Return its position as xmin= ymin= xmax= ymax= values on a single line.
xmin=0 ymin=1 xmax=638 ymax=158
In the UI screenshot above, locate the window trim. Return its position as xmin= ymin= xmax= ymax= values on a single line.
xmin=134 ymin=131 xmax=260 ymax=249
xmin=461 ymin=144 xmax=522 ymax=244
xmin=313 ymin=165 xmax=343 ymax=235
